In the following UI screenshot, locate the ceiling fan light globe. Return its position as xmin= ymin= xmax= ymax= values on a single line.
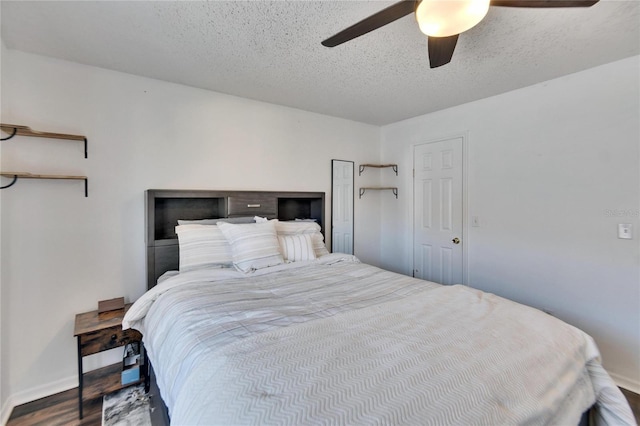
xmin=416 ymin=0 xmax=490 ymax=37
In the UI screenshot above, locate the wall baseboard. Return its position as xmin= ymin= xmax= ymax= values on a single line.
xmin=610 ymin=372 xmax=640 ymax=395
xmin=1 ymin=375 xmax=77 ymax=425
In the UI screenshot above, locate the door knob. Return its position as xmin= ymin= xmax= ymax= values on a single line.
xmin=452 ymin=237 xmax=460 ymax=244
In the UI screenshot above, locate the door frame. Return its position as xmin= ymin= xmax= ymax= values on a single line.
xmin=412 ymin=132 xmax=469 ymax=285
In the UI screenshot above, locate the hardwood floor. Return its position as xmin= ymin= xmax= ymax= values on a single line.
xmin=622 ymin=387 xmax=640 ymax=425
xmin=6 ymin=385 xmax=640 ymax=425
xmin=6 ymin=389 xmax=101 ymax=426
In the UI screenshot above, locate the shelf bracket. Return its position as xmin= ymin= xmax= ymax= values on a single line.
xmin=1 ymin=126 xmax=17 ymax=141
xmin=359 ymin=188 xmax=365 ymax=198
xmin=0 ymin=175 xmax=18 ymax=189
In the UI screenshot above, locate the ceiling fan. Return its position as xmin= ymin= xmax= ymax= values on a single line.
xmin=321 ymin=0 xmax=599 ymax=68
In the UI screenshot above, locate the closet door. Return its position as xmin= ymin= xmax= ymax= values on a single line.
xmin=413 ymin=137 xmax=463 ymax=285
xmin=332 ymin=160 xmax=354 ymax=254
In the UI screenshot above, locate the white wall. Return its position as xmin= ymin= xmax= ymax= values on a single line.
xmin=380 ymin=56 xmax=640 ymax=390
xmin=0 ymin=48 xmax=382 ymax=414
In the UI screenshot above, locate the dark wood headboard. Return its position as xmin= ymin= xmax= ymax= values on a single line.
xmin=145 ymin=189 xmax=325 ymax=290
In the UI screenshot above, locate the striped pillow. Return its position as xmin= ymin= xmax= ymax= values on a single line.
xmin=175 ymin=225 xmax=233 ymax=271
xmin=217 ymin=221 xmax=284 ymax=272
xmin=278 ymin=234 xmax=316 ymax=262
xmin=274 ymin=220 xmax=321 ymax=235
xmin=274 ymin=221 xmax=330 ymax=257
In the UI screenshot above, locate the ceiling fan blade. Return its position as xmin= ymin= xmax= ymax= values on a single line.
xmin=428 ymin=35 xmax=459 ymax=68
xmin=321 ymin=0 xmax=416 ymax=47
xmin=490 ymin=0 xmax=598 ymax=7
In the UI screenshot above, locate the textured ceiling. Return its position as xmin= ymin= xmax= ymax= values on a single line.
xmin=1 ymin=0 xmax=639 ymax=125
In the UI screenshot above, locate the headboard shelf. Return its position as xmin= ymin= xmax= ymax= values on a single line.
xmin=152 ymin=196 xmax=226 ymax=240
xmin=278 ymin=198 xmax=323 ymax=222
xmin=146 ymin=189 xmax=325 ymax=289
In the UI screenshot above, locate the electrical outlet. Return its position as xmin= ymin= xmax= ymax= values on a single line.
xmin=618 ymin=224 xmax=632 ymax=239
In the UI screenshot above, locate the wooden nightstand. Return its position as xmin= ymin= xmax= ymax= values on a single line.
xmin=74 ymin=304 xmax=144 ymax=419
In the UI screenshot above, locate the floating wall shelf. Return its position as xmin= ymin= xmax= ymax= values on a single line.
xmin=359 ymin=187 xmax=398 ymax=199
xmin=0 ymin=172 xmax=88 ymax=197
xmin=358 ymin=163 xmax=398 ymax=200
xmin=1 ymin=124 xmax=87 ymax=158
xmin=359 ymin=164 xmax=398 ymax=176
xmin=0 ymin=123 xmax=89 ymax=196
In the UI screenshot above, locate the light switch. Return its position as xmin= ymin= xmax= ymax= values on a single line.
xmin=472 ymin=216 xmax=480 ymax=227
xmin=618 ymin=224 xmax=632 ymax=239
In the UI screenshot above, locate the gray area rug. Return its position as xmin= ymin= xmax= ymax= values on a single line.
xmin=102 ymin=385 xmax=152 ymax=426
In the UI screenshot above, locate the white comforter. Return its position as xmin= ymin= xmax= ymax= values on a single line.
xmin=123 ymin=254 xmax=635 ymax=426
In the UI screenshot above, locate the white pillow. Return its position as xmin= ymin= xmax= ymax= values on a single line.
xmin=274 ymin=221 xmax=330 ymax=257
xmin=310 ymin=233 xmax=330 ymax=257
xmin=177 ymin=217 xmax=255 ymax=225
xmin=278 ymin=234 xmax=316 ymax=262
xmin=175 ymin=225 xmax=233 ymax=271
xmin=217 ymin=221 xmax=284 ymax=272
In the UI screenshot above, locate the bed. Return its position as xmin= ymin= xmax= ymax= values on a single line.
xmin=123 ymin=189 xmax=635 ymax=426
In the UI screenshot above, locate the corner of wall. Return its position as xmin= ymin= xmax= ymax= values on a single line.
xmin=1 ymin=398 xmax=13 ymax=426
xmin=1 ymin=31 xmax=9 ymax=424
xmin=609 ymin=372 xmax=640 ymax=395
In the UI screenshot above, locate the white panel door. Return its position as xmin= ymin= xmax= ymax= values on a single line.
xmin=414 ymin=138 xmax=463 ymax=284
xmin=332 ymin=160 xmax=354 ymax=254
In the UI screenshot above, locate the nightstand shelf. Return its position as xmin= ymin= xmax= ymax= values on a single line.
xmin=82 ymin=363 xmax=144 ymax=401
xmin=74 ymin=304 xmax=144 ymax=419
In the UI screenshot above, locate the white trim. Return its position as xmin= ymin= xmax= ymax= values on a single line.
xmin=411 ymin=132 xmax=469 ymax=285
xmin=1 ymin=396 xmax=14 ymax=426
xmin=609 ymin=372 xmax=640 ymax=394
xmin=1 ymin=375 xmax=77 ymax=424
xmin=461 ymin=132 xmax=469 ymax=286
